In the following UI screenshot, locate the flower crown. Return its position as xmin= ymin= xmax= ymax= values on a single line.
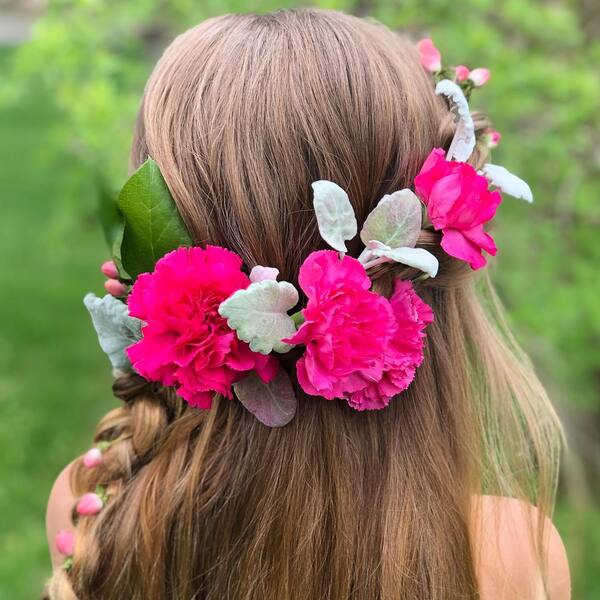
xmin=83 ymin=38 xmax=533 ymax=430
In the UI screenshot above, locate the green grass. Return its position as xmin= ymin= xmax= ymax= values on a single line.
xmin=0 ymin=51 xmax=598 ymax=600
xmin=0 ymin=55 xmax=118 ymax=597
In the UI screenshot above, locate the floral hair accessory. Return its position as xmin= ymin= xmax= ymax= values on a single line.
xmin=415 ymin=37 xmax=534 ymax=270
xmin=85 ymin=160 xmax=438 ymax=425
xmin=55 ymin=530 xmax=75 ymax=571
xmin=84 ymin=40 xmax=534 ymax=424
xmin=127 ymin=246 xmax=279 ymax=408
xmin=76 ymin=486 xmax=107 ymax=516
xmin=417 ymin=38 xmax=491 ymax=98
xmin=484 ymin=129 xmax=502 ymax=149
xmin=55 ymin=530 xmax=75 ymax=556
xmin=82 ymin=447 xmax=103 ymax=469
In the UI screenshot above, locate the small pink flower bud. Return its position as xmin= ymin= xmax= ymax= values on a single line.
xmin=76 ymin=492 xmax=104 ymax=516
xmin=417 ymin=38 xmax=442 ymax=72
xmin=82 ymin=447 xmax=103 ymax=468
xmin=104 ymin=278 xmax=128 ymax=297
xmin=468 ymin=68 xmax=491 ymax=87
xmin=485 ymin=130 xmax=502 ymax=148
xmin=100 ymin=260 xmax=119 ymax=279
xmin=55 ymin=530 xmax=75 ymax=556
xmin=454 ymin=65 xmax=470 ymax=82
xmin=249 ymin=265 xmax=279 ymax=283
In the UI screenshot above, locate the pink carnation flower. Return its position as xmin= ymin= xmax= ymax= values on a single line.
xmin=417 ymin=38 xmax=442 ymax=72
xmin=284 ymin=251 xmax=396 ymax=401
xmin=347 ymin=280 xmax=434 ymax=411
xmin=414 ymin=148 xmax=502 ymax=270
xmin=127 ymin=246 xmax=278 ymax=409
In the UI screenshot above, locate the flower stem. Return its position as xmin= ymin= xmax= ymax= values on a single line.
xmin=363 ymin=256 xmax=390 ymax=271
xmin=291 ymin=311 xmax=305 ymax=328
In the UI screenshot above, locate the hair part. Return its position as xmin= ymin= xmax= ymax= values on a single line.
xmin=49 ymin=9 xmax=563 ymax=599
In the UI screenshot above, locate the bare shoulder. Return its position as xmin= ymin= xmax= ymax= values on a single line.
xmin=474 ymin=495 xmax=570 ymax=600
xmin=46 ymin=460 xmax=77 ymax=569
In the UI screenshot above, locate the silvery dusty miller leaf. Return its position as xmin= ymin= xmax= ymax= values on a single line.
xmin=312 ymin=180 xmax=357 ymax=253
xmin=83 ymin=293 xmax=142 ymax=372
xmin=360 ymin=189 xmax=422 ymax=249
xmin=219 ymin=280 xmax=299 ymax=354
xmin=482 ymin=164 xmax=533 ymax=203
xmin=234 ymin=370 xmax=297 ymax=427
xmin=435 ymin=79 xmax=475 ymax=162
xmin=368 ymin=241 xmax=439 ymax=278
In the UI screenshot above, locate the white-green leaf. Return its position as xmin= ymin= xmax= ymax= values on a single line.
xmin=83 ymin=293 xmax=142 ymax=373
xmin=368 ymin=241 xmax=439 ymax=278
xmin=218 ymin=280 xmax=299 ymax=354
xmin=360 ymin=189 xmax=422 ymax=250
xmin=249 ymin=265 xmax=279 ymax=283
xmin=312 ymin=180 xmax=357 ymax=252
xmin=482 ymin=164 xmax=533 ymax=203
xmin=233 ymin=370 xmax=297 ymax=427
xmin=435 ymin=79 xmax=475 ymax=162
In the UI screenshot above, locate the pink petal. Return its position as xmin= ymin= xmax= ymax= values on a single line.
xmin=417 ymin=38 xmax=442 ymax=72
xmin=427 ymin=173 xmax=463 ymax=229
xmin=249 ymin=265 xmax=279 ymax=283
xmin=298 ymin=251 xmax=370 ymax=298
xmin=461 ymin=225 xmax=497 ymax=256
xmin=55 ymin=530 xmax=75 ymax=556
xmin=440 ymin=228 xmax=488 ymax=270
xmin=468 ymin=68 xmax=491 ymax=87
xmin=414 ymin=148 xmax=450 ymax=201
xmin=254 ymin=353 xmax=279 ymax=383
xmin=454 ymin=65 xmax=470 ymax=82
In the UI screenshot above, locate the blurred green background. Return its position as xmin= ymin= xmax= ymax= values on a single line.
xmin=0 ymin=0 xmax=598 ymax=597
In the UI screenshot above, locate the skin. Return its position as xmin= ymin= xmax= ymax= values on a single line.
xmin=47 ymin=461 xmax=571 ymax=598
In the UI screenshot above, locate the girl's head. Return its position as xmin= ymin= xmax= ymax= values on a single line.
xmin=50 ymin=9 xmax=562 ymax=599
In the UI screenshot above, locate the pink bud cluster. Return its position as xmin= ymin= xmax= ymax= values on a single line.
xmin=417 ymin=38 xmax=491 ymax=87
xmin=101 ymin=260 xmax=127 ymax=297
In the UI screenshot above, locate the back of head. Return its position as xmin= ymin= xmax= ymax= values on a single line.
xmin=50 ymin=9 xmax=562 ymax=600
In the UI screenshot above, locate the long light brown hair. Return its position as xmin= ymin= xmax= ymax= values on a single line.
xmin=49 ymin=9 xmax=563 ymax=599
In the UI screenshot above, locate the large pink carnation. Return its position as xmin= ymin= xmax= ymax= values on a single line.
xmin=415 ymin=148 xmax=502 ymax=270
xmin=347 ymin=280 xmax=434 ymax=411
xmin=283 ymin=251 xmax=396 ymax=400
xmin=127 ymin=246 xmax=278 ymax=409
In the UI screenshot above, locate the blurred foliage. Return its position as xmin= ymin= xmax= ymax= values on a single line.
xmin=1 ymin=0 xmax=599 ymax=597
xmin=7 ymin=0 xmax=600 ymax=409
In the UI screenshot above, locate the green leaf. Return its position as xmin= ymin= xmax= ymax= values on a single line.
xmin=233 ymin=370 xmax=297 ymax=427
xmin=116 ymin=158 xmax=192 ymax=279
xmin=360 ymin=189 xmax=422 ymax=250
xmin=367 ymin=241 xmax=439 ymax=278
xmin=97 ymin=177 xmax=130 ymax=280
xmin=483 ymin=164 xmax=534 ymax=203
xmin=312 ymin=180 xmax=357 ymax=253
xmin=83 ymin=293 xmax=142 ymax=372
xmin=219 ymin=280 xmax=299 ymax=354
